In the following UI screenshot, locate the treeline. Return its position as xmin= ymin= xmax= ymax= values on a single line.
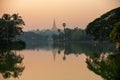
xmin=17 ymin=31 xmax=53 ymax=49
xmin=17 ymin=29 xmax=59 ymax=45
xmin=18 ymin=31 xmax=49 ymax=42
xmin=52 ymin=27 xmax=92 ymax=42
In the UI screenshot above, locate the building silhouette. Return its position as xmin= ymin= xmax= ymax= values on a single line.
xmin=51 ymin=19 xmax=57 ymax=31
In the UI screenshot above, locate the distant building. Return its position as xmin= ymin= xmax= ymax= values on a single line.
xmin=51 ymin=19 xmax=57 ymax=31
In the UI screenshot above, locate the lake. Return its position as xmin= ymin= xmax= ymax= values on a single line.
xmin=0 ymin=41 xmax=119 ymax=80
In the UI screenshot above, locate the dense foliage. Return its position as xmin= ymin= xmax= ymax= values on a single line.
xmin=0 ymin=13 xmax=25 ymax=40
xmin=52 ymin=27 xmax=91 ymax=42
xmin=109 ymin=22 xmax=120 ymax=43
xmin=86 ymin=7 xmax=120 ymax=41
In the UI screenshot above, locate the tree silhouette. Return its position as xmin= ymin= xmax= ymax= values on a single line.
xmin=62 ymin=23 xmax=66 ymax=29
xmin=0 ymin=13 xmax=25 ymax=40
xmin=86 ymin=7 xmax=120 ymax=41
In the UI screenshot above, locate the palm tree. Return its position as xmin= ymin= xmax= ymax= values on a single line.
xmin=62 ymin=23 xmax=66 ymax=41
xmin=62 ymin=23 xmax=66 ymax=30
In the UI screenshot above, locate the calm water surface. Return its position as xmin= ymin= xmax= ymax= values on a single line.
xmin=0 ymin=49 xmax=103 ymax=80
xmin=1 ymin=42 xmax=118 ymax=80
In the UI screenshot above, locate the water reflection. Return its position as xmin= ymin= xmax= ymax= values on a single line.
xmin=0 ymin=41 xmax=26 ymax=79
xmin=25 ymin=41 xmax=53 ymax=50
xmin=52 ymin=42 xmax=115 ymax=60
xmin=53 ymin=42 xmax=120 ymax=80
xmin=1 ymin=40 xmax=117 ymax=80
xmin=86 ymin=52 xmax=120 ymax=80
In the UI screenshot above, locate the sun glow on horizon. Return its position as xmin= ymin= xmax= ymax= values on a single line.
xmin=0 ymin=0 xmax=120 ymax=31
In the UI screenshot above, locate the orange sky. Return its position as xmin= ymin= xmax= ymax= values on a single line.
xmin=0 ymin=0 xmax=120 ymax=31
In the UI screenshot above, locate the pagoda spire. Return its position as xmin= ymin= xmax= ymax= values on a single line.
xmin=51 ymin=19 xmax=57 ymax=31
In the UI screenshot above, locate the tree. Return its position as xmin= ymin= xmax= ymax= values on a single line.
xmin=0 ymin=13 xmax=25 ymax=40
xmin=109 ymin=22 xmax=120 ymax=50
xmin=62 ymin=23 xmax=66 ymax=41
xmin=0 ymin=14 xmax=11 ymax=39
xmin=62 ymin=23 xmax=66 ymax=29
xmin=11 ymin=13 xmax=25 ymax=35
xmin=86 ymin=7 xmax=120 ymax=41
xmin=71 ymin=28 xmax=86 ymax=41
xmin=64 ymin=28 xmax=72 ymax=41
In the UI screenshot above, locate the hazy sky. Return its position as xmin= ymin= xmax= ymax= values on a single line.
xmin=0 ymin=0 xmax=120 ymax=31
